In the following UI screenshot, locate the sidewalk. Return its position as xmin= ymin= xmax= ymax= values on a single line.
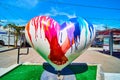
xmin=74 ymin=47 xmax=120 ymax=73
xmin=0 ymin=47 xmax=120 ymax=73
xmin=104 ymin=73 xmax=120 ymax=80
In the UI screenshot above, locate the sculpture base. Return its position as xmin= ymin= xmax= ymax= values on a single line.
xmin=41 ymin=70 xmax=76 ymax=80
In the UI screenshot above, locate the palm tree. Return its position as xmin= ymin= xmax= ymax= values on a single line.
xmin=4 ymin=23 xmax=25 ymax=48
xmin=103 ymin=24 xmax=109 ymax=30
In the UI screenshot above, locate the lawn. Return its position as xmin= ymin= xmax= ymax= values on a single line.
xmin=0 ymin=63 xmax=97 ymax=80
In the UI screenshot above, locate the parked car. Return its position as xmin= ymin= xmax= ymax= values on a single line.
xmin=91 ymin=41 xmax=103 ymax=47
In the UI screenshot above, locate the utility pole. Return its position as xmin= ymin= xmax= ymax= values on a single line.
xmin=109 ymin=31 xmax=113 ymax=55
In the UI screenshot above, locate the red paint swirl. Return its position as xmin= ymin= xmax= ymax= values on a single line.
xmin=26 ymin=16 xmax=73 ymax=65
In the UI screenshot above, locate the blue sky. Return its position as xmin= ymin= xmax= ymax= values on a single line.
xmin=0 ymin=0 xmax=120 ymax=30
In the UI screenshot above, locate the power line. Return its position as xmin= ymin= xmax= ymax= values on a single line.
xmin=85 ymin=17 xmax=120 ymax=21
xmin=42 ymin=0 xmax=120 ymax=11
xmin=0 ymin=1 xmax=120 ymax=23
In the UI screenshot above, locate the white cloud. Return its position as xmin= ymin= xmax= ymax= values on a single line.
xmin=0 ymin=19 xmax=27 ymax=26
xmin=51 ymin=7 xmax=76 ymax=18
xmin=93 ymin=24 xmax=106 ymax=30
xmin=40 ymin=7 xmax=76 ymax=18
xmin=0 ymin=20 xmax=8 ymax=23
xmin=40 ymin=13 xmax=51 ymax=16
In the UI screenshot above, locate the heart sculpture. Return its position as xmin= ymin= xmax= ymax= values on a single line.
xmin=25 ymin=16 xmax=96 ymax=71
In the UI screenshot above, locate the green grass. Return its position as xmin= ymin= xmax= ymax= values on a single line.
xmin=0 ymin=65 xmax=97 ymax=80
xmin=75 ymin=66 xmax=97 ymax=80
xmin=0 ymin=65 xmax=44 ymax=80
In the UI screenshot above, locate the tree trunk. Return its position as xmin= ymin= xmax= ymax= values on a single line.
xmin=14 ymin=33 xmax=18 ymax=48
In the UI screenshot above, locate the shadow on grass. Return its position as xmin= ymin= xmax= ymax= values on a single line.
xmin=43 ymin=63 xmax=88 ymax=75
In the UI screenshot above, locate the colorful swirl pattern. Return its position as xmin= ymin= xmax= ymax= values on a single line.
xmin=25 ymin=16 xmax=95 ymax=70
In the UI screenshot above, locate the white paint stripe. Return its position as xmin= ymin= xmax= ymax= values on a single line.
xmin=0 ymin=64 xmax=20 ymax=77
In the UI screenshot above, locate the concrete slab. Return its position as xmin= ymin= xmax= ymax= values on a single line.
xmin=104 ymin=73 xmax=120 ymax=80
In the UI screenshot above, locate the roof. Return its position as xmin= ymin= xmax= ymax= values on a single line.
xmin=97 ymin=29 xmax=120 ymax=35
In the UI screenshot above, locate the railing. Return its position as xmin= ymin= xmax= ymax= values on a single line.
xmin=17 ymin=47 xmax=29 ymax=64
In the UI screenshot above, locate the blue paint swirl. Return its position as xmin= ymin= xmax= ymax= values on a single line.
xmin=60 ymin=17 xmax=95 ymax=52
xmin=69 ymin=18 xmax=81 ymax=49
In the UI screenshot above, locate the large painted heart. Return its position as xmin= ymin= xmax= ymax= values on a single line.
xmin=25 ymin=16 xmax=95 ymax=71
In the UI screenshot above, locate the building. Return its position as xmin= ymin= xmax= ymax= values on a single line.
xmin=96 ymin=29 xmax=120 ymax=55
